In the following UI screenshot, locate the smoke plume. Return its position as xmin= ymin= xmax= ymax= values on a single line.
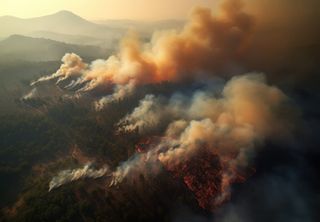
xmin=28 ymin=0 xmax=313 ymax=212
xmin=25 ymin=0 xmax=320 ymax=107
xmin=26 ymin=0 xmax=255 ymax=107
xmin=111 ymin=73 xmax=295 ymax=208
xmin=49 ymin=163 xmax=109 ymax=191
xmin=32 ymin=53 xmax=87 ymax=86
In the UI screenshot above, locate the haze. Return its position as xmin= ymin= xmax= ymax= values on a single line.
xmin=1 ymin=0 xmax=219 ymax=20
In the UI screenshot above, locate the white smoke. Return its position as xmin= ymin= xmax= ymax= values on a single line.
xmin=31 ymin=53 xmax=87 ymax=87
xmin=95 ymin=80 xmax=136 ymax=110
xmin=22 ymin=88 xmax=39 ymax=100
xmin=49 ymin=163 xmax=110 ymax=191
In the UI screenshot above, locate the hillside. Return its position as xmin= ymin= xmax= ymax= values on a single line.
xmin=0 ymin=11 xmax=186 ymax=47
xmin=0 ymin=11 xmax=124 ymax=47
xmin=0 ymin=35 xmax=110 ymax=61
xmin=29 ymin=31 xmax=105 ymax=46
xmin=0 ymin=10 xmax=119 ymax=37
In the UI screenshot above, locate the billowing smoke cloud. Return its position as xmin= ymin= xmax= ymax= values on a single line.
xmin=25 ymin=0 xmax=319 ymax=106
xmin=119 ymin=73 xmax=293 ymax=138
xmin=110 ymin=73 xmax=295 ymax=208
xmin=37 ymin=0 xmax=313 ymax=213
xmin=49 ymin=163 xmax=109 ymax=191
xmin=32 ymin=53 xmax=87 ymax=87
xmin=26 ymin=0 xmax=254 ymax=107
xmin=21 ymin=53 xmax=87 ymax=102
xmin=80 ymin=0 xmax=253 ymax=85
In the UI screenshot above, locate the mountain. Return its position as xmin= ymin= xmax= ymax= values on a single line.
xmin=0 ymin=11 xmax=125 ymax=47
xmin=0 ymin=35 xmax=110 ymax=61
xmin=0 ymin=11 xmax=185 ymax=47
xmin=29 ymin=31 xmax=105 ymax=46
xmin=0 ymin=10 xmax=117 ymax=36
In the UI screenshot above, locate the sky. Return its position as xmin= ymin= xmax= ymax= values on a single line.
xmin=0 ymin=0 xmax=219 ymax=20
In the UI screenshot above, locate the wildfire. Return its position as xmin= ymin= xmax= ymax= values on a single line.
xmin=161 ymin=148 xmax=223 ymax=210
xmin=132 ymin=136 xmax=253 ymax=210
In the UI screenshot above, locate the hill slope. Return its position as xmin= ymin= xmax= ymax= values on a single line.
xmin=0 ymin=11 xmax=124 ymax=46
xmin=0 ymin=35 xmax=109 ymax=61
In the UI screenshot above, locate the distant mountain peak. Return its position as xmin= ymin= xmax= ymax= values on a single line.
xmin=48 ymin=10 xmax=86 ymax=20
xmin=42 ymin=10 xmax=93 ymax=25
xmin=53 ymin=10 xmax=79 ymax=17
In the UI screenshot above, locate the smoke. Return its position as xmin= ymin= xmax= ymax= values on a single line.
xmin=81 ymin=0 xmax=253 ymax=86
xmin=20 ymin=53 xmax=87 ymax=102
xmin=31 ymin=53 xmax=87 ymax=87
xmin=110 ymin=154 xmax=166 ymax=188
xmin=35 ymin=0 xmax=316 ymax=214
xmin=24 ymin=0 xmax=319 ymax=107
xmin=117 ymin=94 xmax=186 ymax=133
xmin=22 ymin=88 xmax=39 ymax=100
xmin=26 ymin=0 xmax=255 ymax=107
xmin=110 ymin=73 xmax=296 ymax=208
xmin=214 ymin=172 xmax=316 ymax=222
xmin=49 ymin=163 xmax=110 ymax=191
xmin=94 ymin=80 xmax=136 ymax=110
xmin=119 ymin=73 xmax=293 ymax=139
xmin=172 ymin=159 xmax=318 ymax=222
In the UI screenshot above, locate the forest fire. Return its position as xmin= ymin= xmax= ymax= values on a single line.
xmin=135 ymin=138 xmax=152 ymax=153
xmin=162 ymin=148 xmax=224 ymax=210
xmin=135 ymin=137 xmax=163 ymax=153
xmin=132 ymin=134 xmax=254 ymax=210
xmin=1 ymin=0 xmax=318 ymax=220
xmin=132 ymin=137 xmax=224 ymax=209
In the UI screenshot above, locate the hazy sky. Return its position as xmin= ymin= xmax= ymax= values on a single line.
xmin=1 ymin=0 xmax=219 ymax=20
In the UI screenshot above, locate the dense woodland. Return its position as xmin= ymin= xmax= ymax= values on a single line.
xmin=0 ymin=60 xmax=207 ymax=221
xmin=0 ymin=57 xmax=319 ymax=222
